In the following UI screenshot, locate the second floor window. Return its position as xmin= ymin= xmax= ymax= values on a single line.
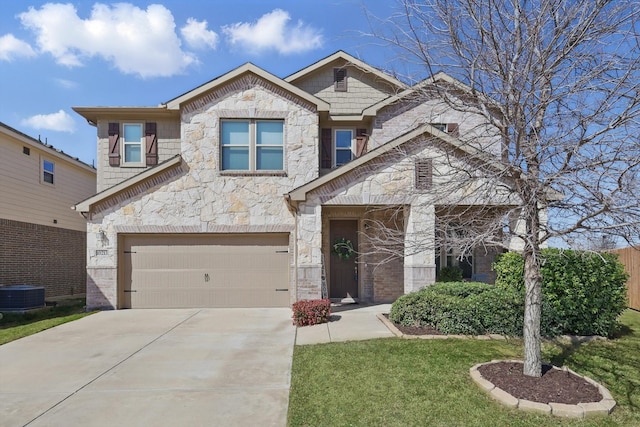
xmin=42 ymin=159 xmax=54 ymax=184
xmin=221 ymin=120 xmax=284 ymax=171
xmin=334 ymin=129 xmax=354 ymax=167
xmin=123 ymin=123 xmax=144 ymax=165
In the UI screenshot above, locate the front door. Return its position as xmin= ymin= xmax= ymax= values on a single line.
xmin=329 ymin=220 xmax=358 ymax=299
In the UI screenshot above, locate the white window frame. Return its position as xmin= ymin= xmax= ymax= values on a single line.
xmin=41 ymin=158 xmax=55 ymax=185
xmin=220 ymin=119 xmax=284 ymax=172
xmin=122 ymin=123 xmax=145 ymax=166
xmin=333 ymin=129 xmax=354 ymax=167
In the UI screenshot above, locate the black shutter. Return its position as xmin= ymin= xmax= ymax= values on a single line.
xmin=145 ymin=122 xmax=158 ymax=166
xmin=447 ymin=123 xmax=460 ymax=137
xmin=108 ymin=122 xmax=120 ymax=167
xmin=355 ymin=128 xmax=368 ymax=157
xmin=321 ymin=128 xmax=332 ymax=168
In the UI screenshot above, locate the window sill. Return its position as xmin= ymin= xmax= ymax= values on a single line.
xmin=120 ymin=163 xmax=147 ymax=168
xmin=220 ymin=170 xmax=288 ymax=177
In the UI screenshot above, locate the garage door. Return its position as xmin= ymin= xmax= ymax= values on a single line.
xmin=121 ymin=234 xmax=290 ymax=308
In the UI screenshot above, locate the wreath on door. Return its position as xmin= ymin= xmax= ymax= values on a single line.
xmin=332 ymin=238 xmax=356 ymax=260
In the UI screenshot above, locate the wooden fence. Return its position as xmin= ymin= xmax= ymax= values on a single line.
xmin=611 ymin=247 xmax=640 ymax=311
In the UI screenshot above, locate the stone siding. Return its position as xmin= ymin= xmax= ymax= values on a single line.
xmin=0 ymin=218 xmax=86 ymax=299
xmin=86 ymin=78 xmax=319 ymax=309
xmin=371 ymin=97 xmax=502 ymax=156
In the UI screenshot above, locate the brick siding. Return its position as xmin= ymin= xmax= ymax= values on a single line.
xmin=0 ymin=218 xmax=86 ymax=298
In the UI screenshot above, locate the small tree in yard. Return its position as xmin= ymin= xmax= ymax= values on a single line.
xmin=367 ymin=0 xmax=640 ymax=377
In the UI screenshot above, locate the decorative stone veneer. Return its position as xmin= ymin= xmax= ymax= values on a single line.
xmin=86 ymin=79 xmax=319 ymax=309
xmin=370 ymin=94 xmax=502 ymax=156
xmin=470 ymin=360 xmax=616 ymax=418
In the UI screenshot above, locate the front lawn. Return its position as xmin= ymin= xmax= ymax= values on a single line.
xmin=288 ymin=309 xmax=640 ymax=426
xmin=0 ymin=299 xmax=94 ymax=345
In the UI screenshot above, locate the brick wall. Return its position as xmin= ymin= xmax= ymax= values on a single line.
xmin=0 ymin=218 xmax=86 ymax=298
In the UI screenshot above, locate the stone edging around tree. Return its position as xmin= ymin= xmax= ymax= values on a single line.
xmin=376 ymin=313 xmax=616 ymax=418
xmin=470 ymin=360 xmax=616 ymax=418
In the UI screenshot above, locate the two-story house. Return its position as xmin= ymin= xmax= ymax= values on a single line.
xmin=74 ymin=51 xmax=515 ymax=310
xmin=0 ymin=122 xmax=96 ymax=299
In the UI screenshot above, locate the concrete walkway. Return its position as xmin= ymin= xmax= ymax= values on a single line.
xmin=295 ymin=303 xmax=394 ymax=345
xmin=0 ymin=308 xmax=295 ymax=427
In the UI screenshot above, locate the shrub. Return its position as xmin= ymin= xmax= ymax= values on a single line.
xmin=428 ymin=281 xmax=491 ymax=298
xmin=493 ymin=248 xmax=629 ymax=336
xmin=292 ymin=299 xmax=331 ymax=327
xmin=390 ymin=282 xmax=525 ymax=336
xmin=437 ymin=266 xmax=463 ymax=282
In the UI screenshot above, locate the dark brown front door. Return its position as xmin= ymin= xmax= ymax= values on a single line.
xmin=329 ymin=220 xmax=358 ymax=299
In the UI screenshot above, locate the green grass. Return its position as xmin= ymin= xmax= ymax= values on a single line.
xmin=0 ymin=299 xmax=94 ymax=345
xmin=288 ymin=309 xmax=640 ymax=427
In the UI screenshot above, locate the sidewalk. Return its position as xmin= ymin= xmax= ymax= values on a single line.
xmin=295 ymin=303 xmax=394 ymax=345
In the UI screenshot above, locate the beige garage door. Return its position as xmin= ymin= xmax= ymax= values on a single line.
xmin=121 ymin=234 xmax=290 ymax=309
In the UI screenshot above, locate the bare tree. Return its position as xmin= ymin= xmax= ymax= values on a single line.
xmin=365 ymin=0 xmax=640 ymax=377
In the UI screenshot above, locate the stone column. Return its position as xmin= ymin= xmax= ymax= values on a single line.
xmin=403 ymin=202 xmax=436 ymax=294
xmin=295 ymin=202 xmax=324 ymax=300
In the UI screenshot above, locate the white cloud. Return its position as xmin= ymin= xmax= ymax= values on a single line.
xmin=21 ymin=110 xmax=76 ymax=133
xmin=18 ymin=3 xmax=196 ymax=78
xmin=222 ymin=9 xmax=323 ymax=55
xmin=0 ymin=34 xmax=36 ymax=61
xmin=54 ymin=78 xmax=77 ymax=89
xmin=181 ymin=18 xmax=218 ymax=50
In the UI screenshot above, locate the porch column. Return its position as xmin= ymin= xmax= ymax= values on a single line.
xmin=295 ymin=202 xmax=324 ymax=300
xmin=403 ymin=203 xmax=436 ymax=294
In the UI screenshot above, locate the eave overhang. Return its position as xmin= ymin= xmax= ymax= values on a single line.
xmin=72 ymin=107 xmax=179 ymax=125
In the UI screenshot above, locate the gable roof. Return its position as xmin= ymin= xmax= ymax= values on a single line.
xmin=285 ymin=50 xmax=408 ymax=91
xmin=363 ymin=71 xmax=503 ymax=118
xmin=0 ymin=122 xmax=95 ymax=173
xmin=164 ymin=63 xmax=330 ymax=111
xmin=287 ymin=122 xmax=507 ymax=202
xmin=74 ymin=155 xmax=182 ymax=213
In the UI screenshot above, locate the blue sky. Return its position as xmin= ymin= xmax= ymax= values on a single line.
xmin=0 ymin=1 xmax=404 ymax=166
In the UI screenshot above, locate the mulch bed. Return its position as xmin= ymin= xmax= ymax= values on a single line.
xmin=384 ymin=315 xmax=603 ymax=405
xmin=383 ymin=314 xmax=443 ymax=335
xmin=479 ymin=361 xmax=602 ymax=404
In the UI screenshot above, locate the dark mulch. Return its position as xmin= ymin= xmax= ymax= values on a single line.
xmin=383 ymin=315 xmax=603 ymax=405
xmin=383 ymin=314 xmax=443 ymax=335
xmin=394 ymin=322 xmax=443 ymax=335
xmin=478 ymin=361 xmax=603 ymax=404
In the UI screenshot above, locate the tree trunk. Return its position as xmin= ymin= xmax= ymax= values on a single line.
xmin=522 ymin=247 xmax=543 ymax=377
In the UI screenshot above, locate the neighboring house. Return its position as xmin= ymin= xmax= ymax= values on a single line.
xmin=73 ymin=51 xmax=518 ymax=310
xmin=0 ymin=122 xmax=96 ymax=299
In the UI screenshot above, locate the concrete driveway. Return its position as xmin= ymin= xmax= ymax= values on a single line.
xmin=0 ymin=308 xmax=295 ymax=427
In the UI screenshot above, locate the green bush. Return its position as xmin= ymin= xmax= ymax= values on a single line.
xmin=437 ymin=266 xmax=463 ymax=282
xmin=389 ymin=282 xmax=525 ymax=335
xmin=493 ymin=248 xmax=628 ymax=336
